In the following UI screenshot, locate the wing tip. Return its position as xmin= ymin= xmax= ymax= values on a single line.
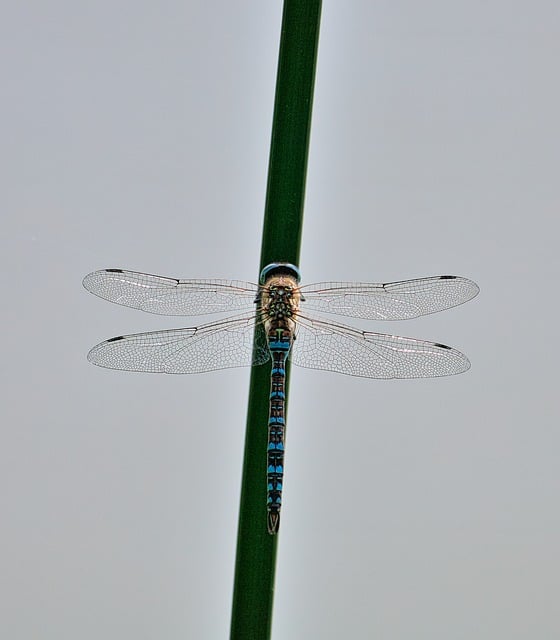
xmin=447 ymin=349 xmax=471 ymax=376
xmin=440 ymin=274 xmax=480 ymax=299
xmin=82 ymin=268 xmax=123 ymax=294
xmin=86 ymin=337 xmax=123 ymax=367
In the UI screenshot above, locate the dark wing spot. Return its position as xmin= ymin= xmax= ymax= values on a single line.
xmin=439 ymin=275 xmax=456 ymax=280
xmin=107 ymin=335 xmax=125 ymax=342
xmin=434 ymin=342 xmax=451 ymax=349
xmin=105 ymin=268 xmax=124 ymax=273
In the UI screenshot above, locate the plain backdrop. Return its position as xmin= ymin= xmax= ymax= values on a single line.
xmin=2 ymin=1 xmax=559 ymax=638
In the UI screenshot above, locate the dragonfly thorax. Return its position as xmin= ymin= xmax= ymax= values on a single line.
xmin=267 ymin=286 xmax=294 ymax=319
xmin=259 ymin=275 xmax=301 ymax=331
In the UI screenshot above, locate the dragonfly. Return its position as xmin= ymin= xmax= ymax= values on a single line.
xmin=83 ymin=262 xmax=479 ymax=534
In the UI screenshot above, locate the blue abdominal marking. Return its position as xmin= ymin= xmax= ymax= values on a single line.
xmin=269 ymin=340 xmax=291 ymax=350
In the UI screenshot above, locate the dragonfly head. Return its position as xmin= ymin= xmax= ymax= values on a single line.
xmin=260 ymin=262 xmax=301 ymax=285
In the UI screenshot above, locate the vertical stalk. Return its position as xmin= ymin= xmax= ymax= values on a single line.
xmin=230 ymin=1 xmax=322 ymax=638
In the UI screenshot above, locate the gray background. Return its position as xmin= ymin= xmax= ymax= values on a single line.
xmin=2 ymin=1 xmax=559 ymax=638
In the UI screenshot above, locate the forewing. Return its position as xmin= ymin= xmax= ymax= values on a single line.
xmin=87 ymin=314 xmax=269 ymax=373
xmin=300 ymin=275 xmax=479 ymax=320
xmin=83 ymin=269 xmax=258 ymax=316
xmin=290 ymin=315 xmax=470 ymax=378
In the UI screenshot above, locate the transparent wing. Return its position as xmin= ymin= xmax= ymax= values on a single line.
xmin=300 ymin=275 xmax=479 ymax=321
xmin=83 ymin=269 xmax=258 ymax=316
xmin=290 ymin=314 xmax=470 ymax=378
xmin=87 ymin=314 xmax=270 ymax=373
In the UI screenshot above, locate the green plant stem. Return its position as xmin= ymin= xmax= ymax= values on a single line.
xmin=230 ymin=1 xmax=322 ymax=638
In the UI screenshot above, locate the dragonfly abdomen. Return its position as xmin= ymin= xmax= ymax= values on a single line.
xmin=266 ymin=331 xmax=293 ymax=534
